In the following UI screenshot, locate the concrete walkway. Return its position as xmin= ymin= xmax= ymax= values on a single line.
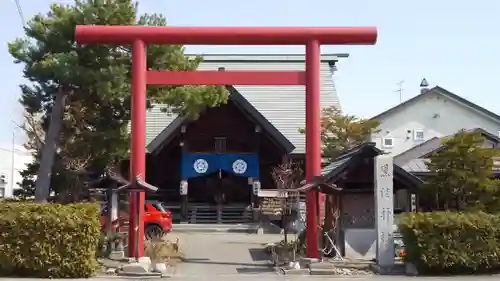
xmin=173 ymin=232 xmax=283 ymax=277
xmin=165 ymin=276 xmax=500 ymax=281
xmin=3 ymin=275 xmax=500 ymax=281
xmin=4 ymin=232 xmax=499 ymax=280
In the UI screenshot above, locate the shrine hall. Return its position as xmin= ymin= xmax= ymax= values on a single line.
xmin=117 ymin=53 xmax=418 ymax=224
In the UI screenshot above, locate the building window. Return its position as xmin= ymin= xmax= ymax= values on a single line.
xmin=382 ymin=137 xmax=394 ymax=148
xmin=0 ymin=188 xmax=4 ymax=198
xmin=414 ymin=129 xmax=425 ymax=141
xmin=214 ymin=137 xmax=227 ymax=153
xmin=0 ymin=174 xmax=6 ymax=185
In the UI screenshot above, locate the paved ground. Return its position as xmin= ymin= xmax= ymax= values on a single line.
xmin=169 ymin=276 xmax=500 ymax=281
xmin=165 ymin=276 xmax=500 ymax=281
xmin=3 ymin=276 xmax=500 ymax=281
xmin=2 ymin=232 xmax=500 ymax=280
xmin=172 ymin=231 xmax=283 ymax=277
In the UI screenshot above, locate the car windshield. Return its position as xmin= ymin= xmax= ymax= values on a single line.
xmin=152 ymin=203 xmax=167 ymax=212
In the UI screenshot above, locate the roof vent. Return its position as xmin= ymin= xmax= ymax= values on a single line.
xmin=420 ymin=78 xmax=429 ymax=94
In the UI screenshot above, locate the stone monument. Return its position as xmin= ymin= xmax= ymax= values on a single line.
xmin=374 ymin=155 xmax=394 ymax=267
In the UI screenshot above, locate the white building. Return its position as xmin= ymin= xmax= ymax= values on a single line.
xmin=0 ymin=143 xmax=34 ymax=198
xmin=370 ymin=86 xmax=500 ymax=157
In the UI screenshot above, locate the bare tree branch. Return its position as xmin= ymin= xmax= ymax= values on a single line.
xmin=270 ymin=158 xmax=304 ymax=243
xmin=21 ymin=113 xmax=45 ymax=152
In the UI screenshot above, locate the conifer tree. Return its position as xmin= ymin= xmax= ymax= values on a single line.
xmin=10 ymin=0 xmax=228 ymax=200
xmin=424 ymin=130 xmax=500 ymax=211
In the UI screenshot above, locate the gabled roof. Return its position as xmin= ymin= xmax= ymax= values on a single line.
xmin=147 ymin=117 xmax=184 ymax=154
xmin=393 ymin=137 xmax=441 ymax=166
xmin=371 ymin=86 xmax=500 ymax=123
xmin=147 ymin=86 xmax=295 ymax=154
xmin=321 ymin=142 xmax=423 ymax=189
xmin=419 ymin=128 xmax=500 ymax=159
xmin=395 ymin=128 xmax=500 ymax=166
xmin=145 ymin=53 xmax=345 ymax=154
xmin=398 ymin=128 xmax=500 ymax=174
xmin=401 ymin=157 xmax=500 ymax=175
xmin=400 ymin=158 xmax=430 ymax=175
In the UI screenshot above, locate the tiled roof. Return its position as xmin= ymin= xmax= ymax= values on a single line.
xmin=400 ymin=158 xmax=431 ymax=174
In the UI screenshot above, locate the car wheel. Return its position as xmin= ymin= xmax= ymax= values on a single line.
xmin=145 ymin=224 xmax=164 ymax=240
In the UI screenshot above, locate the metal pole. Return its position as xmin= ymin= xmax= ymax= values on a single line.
xmin=305 ymin=40 xmax=321 ymax=258
xmin=10 ymin=129 xmax=15 ymax=197
xmin=129 ymin=39 xmax=147 ymax=258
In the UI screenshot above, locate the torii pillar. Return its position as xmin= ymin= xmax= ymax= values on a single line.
xmin=75 ymin=25 xmax=377 ymax=258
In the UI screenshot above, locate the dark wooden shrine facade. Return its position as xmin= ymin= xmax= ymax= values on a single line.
xmin=141 ymin=89 xmax=293 ymax=206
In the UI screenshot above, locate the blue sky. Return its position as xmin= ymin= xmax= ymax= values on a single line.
xmin=1 ymin=0 xmax=499 ymax=145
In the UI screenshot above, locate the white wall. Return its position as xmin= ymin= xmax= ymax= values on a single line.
xmin=371 ymin=92 xmax=500 ymax=156
xmin=0 ymin=144 xmax=34 ymax=198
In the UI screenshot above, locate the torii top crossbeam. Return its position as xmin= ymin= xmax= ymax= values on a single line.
xmin=75 ymin=26 xmax=377 ymax=45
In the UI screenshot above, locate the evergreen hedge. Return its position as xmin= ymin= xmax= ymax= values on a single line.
xmin=0 ymin=201 xmax=101 ymax=278
xmin=398 ymin=211 xmax=500 ymax=274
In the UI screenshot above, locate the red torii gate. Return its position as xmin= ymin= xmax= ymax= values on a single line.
xmin=74 ymin=25 xmax=377 ymax=258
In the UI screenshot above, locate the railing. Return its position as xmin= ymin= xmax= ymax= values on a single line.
xmin=187 ymin=203 xmax=253 ymax=224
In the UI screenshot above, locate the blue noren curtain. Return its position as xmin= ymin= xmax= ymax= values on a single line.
xmin=181 ymin=153 xmax=259 ymax=180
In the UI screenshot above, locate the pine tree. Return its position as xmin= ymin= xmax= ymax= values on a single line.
xmin=10 ymin=0 xmax=228 ymax=200
xmin=424 ymin=130 xmax=500 ymax=211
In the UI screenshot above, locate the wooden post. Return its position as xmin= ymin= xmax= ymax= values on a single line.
xmin=105 ymin=190 xmax=113 ymax=238
xmin=111 ymin=192 xmax=119 ymax=229
xmin=106 ymin=182 xmax=120 ymax=237
xmin=336 ymin=194 xmax=343 ymax=255
xmin=180 ymin=125 xmax=188 ymax=223
xmin=180 ymin=180 xmax=188 ymax=223
xmin=324 ymin=194 xmax=334 ymax=231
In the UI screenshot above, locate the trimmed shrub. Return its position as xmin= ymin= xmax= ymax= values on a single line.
xmin=398 ymin=211 xmax=500 ymax=274
xmin=0 ymin=201 xmax=101 ymax=278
